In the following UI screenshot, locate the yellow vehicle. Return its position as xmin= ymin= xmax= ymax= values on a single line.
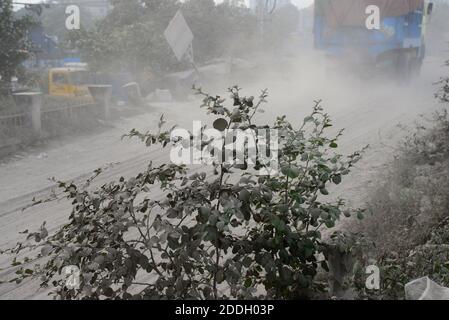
xmin=43 ymin=66 xmax=91 ymax=98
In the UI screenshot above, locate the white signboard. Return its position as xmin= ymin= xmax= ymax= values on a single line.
xmin=164 ymin=10 xmax=194 ymax=62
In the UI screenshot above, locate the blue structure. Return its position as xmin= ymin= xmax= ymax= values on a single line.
xmin=27 ymin=26 xmax=64 ymax=68
xmin=314 ymin=0 xmax=433 ymax=78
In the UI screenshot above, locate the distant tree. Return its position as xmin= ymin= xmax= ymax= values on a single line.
xmin=0 ymin=0 xmax=34 ymax=94
xmin=67 ymin=0 xmax=258 ymax=76
xmin=182 ymin=0 xmax=258 ymax=63
xmin=67 ymin=0 xmax=180 ymax=75
xmin=263 ymin=4 xmax=300 ymax=52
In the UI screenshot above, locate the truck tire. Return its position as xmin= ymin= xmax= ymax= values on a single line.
xmin=396 ymin=51 xmax=414 ymax=84
xmin=410 ymin=58 xmax=423 ymax=78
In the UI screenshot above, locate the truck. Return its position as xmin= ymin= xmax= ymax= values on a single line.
xmin=314 ymin=0 xmax=434 ymax=80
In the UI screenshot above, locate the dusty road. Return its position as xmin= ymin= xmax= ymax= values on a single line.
xmin=0 ymin=54 xmax=447 ymax=299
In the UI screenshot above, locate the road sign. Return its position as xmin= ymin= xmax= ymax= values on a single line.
xmin=164 ymin=10 xmax=194 ymax=62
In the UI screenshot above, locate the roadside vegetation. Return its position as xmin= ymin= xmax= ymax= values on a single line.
xmin=335 ymin=66 xmax=449 ymax=300
xmin=3 ymin=87 xmax=366 ymax=300
xmin=4 ymin=72 xmax=449 ymax=299
xmin=0 ymin=0 xmax=34 ymax=95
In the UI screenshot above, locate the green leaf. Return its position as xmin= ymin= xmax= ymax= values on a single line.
xmin=321 ymin=261 xmax=330 ymax=272
xmin=325 ymin=220 xmax=335 ymax=228
xmin=242 ymin=257 xmax=252 ymax=268
xmin=281 ymin=165 xmax=300 ymax=179
xmin=216 ymin=270 xmax=225 ymax=284
xmin=199 ymin=207 xmax=211 ymax=215
xmin=304 ymin=247 xmax=315 ymax=258
xmin=304 ymin=116 xmax=314 ymax=123
xmin=271 ymin=217 xmax=287 ymax=232
xmin=41 ymin=245 xmax=52 ymax=256
xmin=166 ymin=208 xmax=179 ymax=219
xmin=216 ymin=221 xmax=226 ymax=231
xmin=332 ymin=174 xmax=342 ymax=185
xmin=311 ymin=208 xmax=321 ymax=219
xmin=238 ymin=189 xmax=251 ymax=202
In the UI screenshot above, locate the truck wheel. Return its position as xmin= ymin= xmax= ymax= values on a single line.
xmin=410 ymin=58 xmax=423 ymax=78
xmin=396 ymin=51 xmax=413 ymax=84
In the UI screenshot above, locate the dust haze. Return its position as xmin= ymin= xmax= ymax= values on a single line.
xmin=1 ymin=0 xmax=449 ymax=300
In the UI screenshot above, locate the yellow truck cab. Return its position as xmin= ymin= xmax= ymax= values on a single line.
xmin=47 ymin=64 xmax=91 ymax=97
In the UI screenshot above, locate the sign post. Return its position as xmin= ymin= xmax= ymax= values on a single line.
xmin=164 ymin=10 xmax=200 ymax=75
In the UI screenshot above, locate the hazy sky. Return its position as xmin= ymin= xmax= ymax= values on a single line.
xmin=216 ymin=0 xmax=314 ymax=9
xmin=15 ymin=0 xmax=315 ymax=10
xmin=291 ymin=0 xmax=314 ymax=8
xmin=225 ymin=0 xmax=314 ymax=8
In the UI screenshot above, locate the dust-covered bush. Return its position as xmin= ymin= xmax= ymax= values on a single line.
xmin=359 ymin=110 xmax=449 ymax=255
xmin=375 ymin=217 xmax=449 ymax=300
xmin=436 ymin=77 xmax=449 ymax=103
xmin=317 ymin=61 xmax=449 ymax=300
xmin=345 ymin=106 xmax=449 ymax=299
xmin=4 ymin=87 xmax=364 ymax=300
